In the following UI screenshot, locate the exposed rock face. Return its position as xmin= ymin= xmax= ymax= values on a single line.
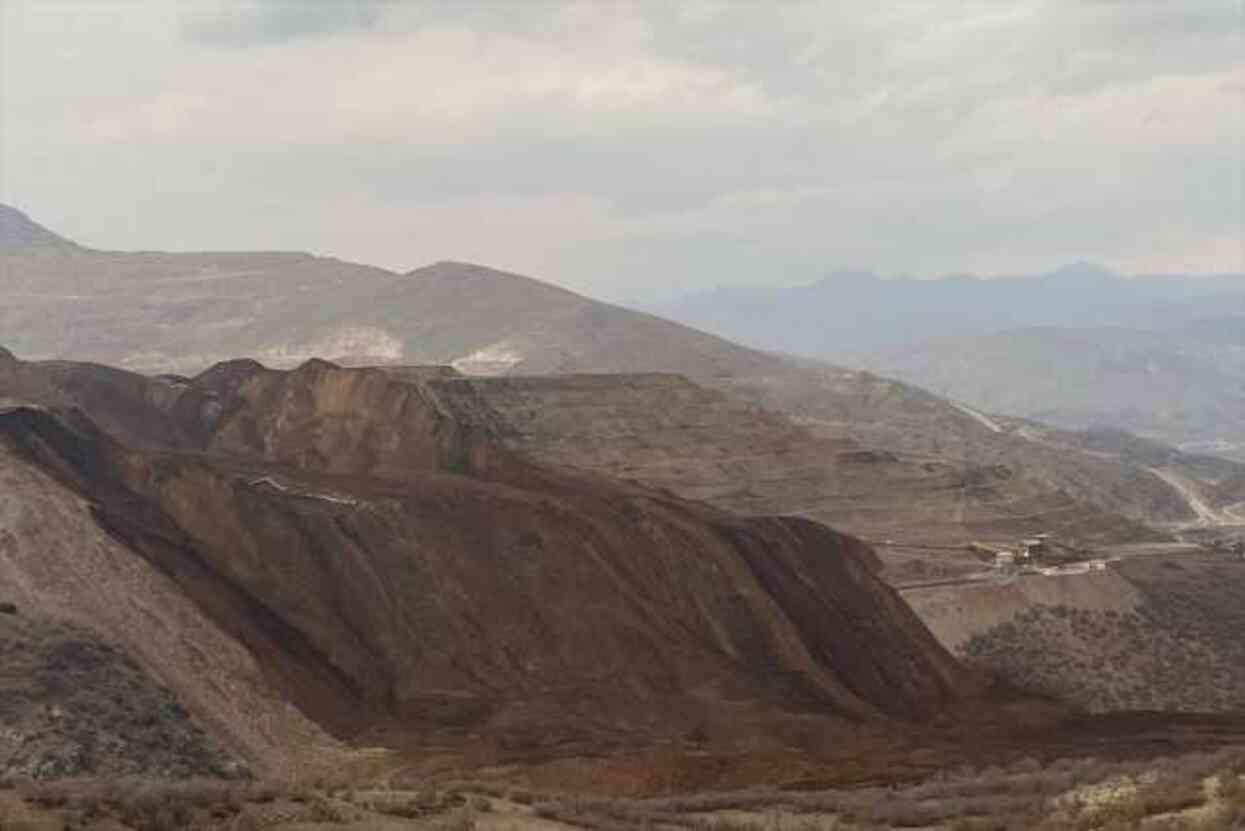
xmin=0 ymin=353 xmax=981 ymax=763
xmin=0 ymin=417 xmax=348 ymax=778
xmin=176 ymin=358 xmax=487 ymax=476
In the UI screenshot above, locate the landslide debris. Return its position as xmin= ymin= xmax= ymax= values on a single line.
xmin=0 ymin=352 xmax=982 ymax=761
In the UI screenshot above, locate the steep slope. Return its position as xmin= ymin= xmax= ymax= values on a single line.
xmin=0 ymin=204 xmax=82 ymax=253
xmin=0 ymin=425 xmax=348 ymax=776
xmin=0 ymin=206 xmax=1207 ymax=546
xmin=0 ymin=353 xmax=982 ymax=764
xmin=0 ymin=358 xmax=348 ymax=778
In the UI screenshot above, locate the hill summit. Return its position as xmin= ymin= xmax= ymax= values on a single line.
xmin=0 ymin=203 xmax=82 ymax=252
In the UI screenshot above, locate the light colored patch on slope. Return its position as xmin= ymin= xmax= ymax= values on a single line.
xmin=117 ymin=351 xmax=208 ymax=374
xmin=950 ymin=401 xmax=1003 ymax=433
xmin=119 ymin=326 xmax=407 ymax=375
xmin=258 ymin=326 xmax=405 ymax=366
xmin=247 ymin=476 xmax=359 ymax=506
xmin=1146 ymin=466 xmax=1231 ymax=526
xmin=0 ymin=400 xmax=47 ymax=414
xmin=0 ymin=446 xmax=364 ymax=776
xmin=451 ymin=341 xmax=525 ymax=376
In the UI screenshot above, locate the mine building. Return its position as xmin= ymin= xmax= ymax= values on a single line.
xmin=1020 ymin=537 xmax=1047 ymax=561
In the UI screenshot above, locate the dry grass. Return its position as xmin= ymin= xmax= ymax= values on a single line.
xmin=512 ymin=747 xmax=1245 ymax=831
xmin=3 ymin=748 xmax=1245 ymax=829
xmin=961 ymin=557 xmax=1245 ymax=715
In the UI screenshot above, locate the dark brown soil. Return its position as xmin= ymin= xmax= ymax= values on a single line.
xmin=0 ymin=356 xmax=981 ymax=765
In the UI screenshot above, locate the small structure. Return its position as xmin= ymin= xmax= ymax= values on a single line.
xmin=994 ymin=550 xmax=1017 ymax=569
xmin=1019 ymin=537 xmax=1048 ymax=561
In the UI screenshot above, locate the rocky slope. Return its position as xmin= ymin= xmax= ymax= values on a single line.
xmin=0 ymin=412 xmax=348 ymax=778
xmin=0 ymin=350 xmax=984 ymax=773
xmin=0 ymin=611 xmax=241 ymax=780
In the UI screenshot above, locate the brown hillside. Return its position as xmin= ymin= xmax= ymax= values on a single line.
xmin=422 ymin=372 xmax=1174 ymax=584
xmin=0 ymin=353 xmax=981 ymax=770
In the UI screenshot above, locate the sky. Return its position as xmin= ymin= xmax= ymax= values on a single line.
xmin=1 ymin=0 xmax=1242 ymax=301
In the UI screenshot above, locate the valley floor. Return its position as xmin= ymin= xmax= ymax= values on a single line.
xmin=6 ymin=743 xmax=1245 ymax=829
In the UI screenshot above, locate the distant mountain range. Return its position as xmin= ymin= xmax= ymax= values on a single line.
xmin=655 ymin=263 xmax=1245 ymax=354
xmin=654 ymin=265 xmax=1245 ymax=460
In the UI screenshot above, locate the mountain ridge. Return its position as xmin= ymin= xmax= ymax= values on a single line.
xmin=2 ymin=204 xmax=1235 ymax=557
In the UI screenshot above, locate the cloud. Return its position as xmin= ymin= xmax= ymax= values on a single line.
xmin=2 ymin=0 xmax=1241 ymax=296
xmin=81 ymin=5 xmax=786 ymax=150
xmin=182 ymin=0 xmax=391 ymax=46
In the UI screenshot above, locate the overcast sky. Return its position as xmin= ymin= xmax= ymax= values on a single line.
xmin=2 ymin=1 xmax=1242 ymax=300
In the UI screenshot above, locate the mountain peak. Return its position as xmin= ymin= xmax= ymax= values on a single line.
xmin=406 ymin=259 xmax=588 ymax=301
xmin=0 ymin=203 xmax=83 ymax=252
xmin=413 ymin=259 xmax=553 ymax=282
xmin=813 ymin=269 xmax=882 ymax=287
xmin=1046 ymin=261 xmax=1118 ymax=282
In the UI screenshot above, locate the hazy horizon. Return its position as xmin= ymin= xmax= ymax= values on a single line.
xmin=2 ymin=1 xmax=1242 ymax=302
